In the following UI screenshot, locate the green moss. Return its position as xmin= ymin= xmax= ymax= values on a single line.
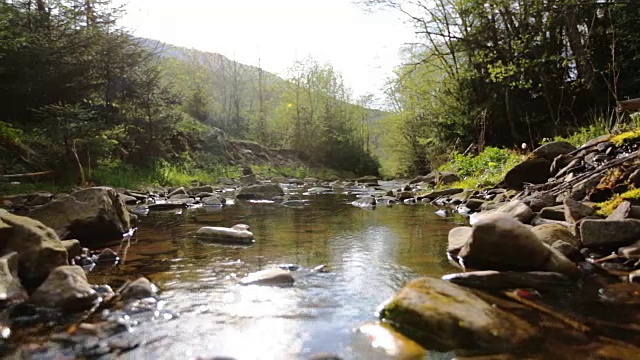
xmin=611 ymin=130 xmax=640 ymax=146
xmin=596 ymin=187 xmax=640 ymax=216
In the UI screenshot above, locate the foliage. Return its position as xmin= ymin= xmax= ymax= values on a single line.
xmin=596 ymin=187 xmax=640 ymax=216
xmin=439 ymin=147 xmax=524 ymax=188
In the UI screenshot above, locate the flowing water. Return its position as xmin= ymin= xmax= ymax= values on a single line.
xmin=85 ymin=192 xmax=461 ymax=359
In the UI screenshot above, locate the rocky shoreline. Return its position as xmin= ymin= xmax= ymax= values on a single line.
xmin=2 ymin=135 xmax=640 ymax=357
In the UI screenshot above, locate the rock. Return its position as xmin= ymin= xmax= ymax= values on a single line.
xmin=378 ymin=276 xmax=535 ymax=352
xmin=187 ymin=185 xmax=215 ymax=196
xmin=447 ymin=227 xmax=472 ymax=253
xmin=471 ymin=200 xmax=533 ymax=225
xmin=169 ymin=193 xmax=190 ymax=200
xmin=419 ymin=188 xmax=464 ymax=200
xmin=465 ymin=198 xmax=485 ymax=211
xmin=27 ymin=192 xmax=53 ymax=206
xmin=195 ymin=224 xmax=254 ymax=244
xmin=271 ymin=176 xmax=288 ymax=184
xmin=532 ymin=141 xmax=576 ymax=161
xmin=580 ymin=219 xmax=640 ymax=248
xmin=550 ymin=154 xmax=574 ymax=176
xmin=0 ymin=252 xmax=27 ymax=303
xmin=563 ymin=198 xmax=594 ymax=223
xmin=60 ymin=239 xmax=81 ymax=260
xmin=96 ymin=248 xmax=119 ymax=264
xmin=240 ymin=174 xmax=259 ymax=186
xmin=29 ymin=265 xmax=98 ymax=310
xmin=395 ymin=190 xmax=415 ymax=201
xmin=351 ymin=196 xmax=376 ymax=209
xmin=503 ymin=158 xmax=551 ymax=190
xmin=0 ymin=212 xmax=68 ymax=287
xmin=522 ymin=193 xmax=556 ymax=212
xmin=442 ymin=270 xmax=572 ymax=291
xmin=356 ymin=175 xmax=379 ymax=186
xmin=551 ymin=240 xmax=583 ymax=263
xmin=29 ymin=187 xmax=131 ymax=243
xmin=239 ymin=268 xmax=294 ymax=286
xmin=607 ymin=200 xmax=632 ymax=220
xmin=569 ymin=173 xmax=604 ymax=201
xmin=236 ymin=184 xmax=284 ymax=200
xmin=355 ymin=322 xmax=426 ymax=359
xmin=120 ymin=195 xmax=138 ymax=205
xmin=120 ymin=277 xmax=158 ymax=301
xmin=147 ymin=202 xmax=188 ymax=211
xmin=539 ymin=205 xmax=566 ymax=221
xmin=599 ymin=282 xmax=640 ymax=305
xmin=530 ymin=224 xmax=580 ymax=248
xmin=167 ymin=187 xmax=187 ymax=198
xmin=460 ymin=213 xmax=579 ymax=276
xmin=303 ymin=177 xmax=320 ymax=185
xmin=201 ymin=196 xmax=224 ymax=206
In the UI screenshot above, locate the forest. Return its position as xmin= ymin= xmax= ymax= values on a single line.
xmin=1 ymin=0 xmax=640 ymax=186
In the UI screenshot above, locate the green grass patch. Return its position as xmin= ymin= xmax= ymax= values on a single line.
xmin=438 ymin=147 xmax=524 ymax=189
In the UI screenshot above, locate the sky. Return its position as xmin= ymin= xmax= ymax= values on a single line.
xmin=111 ymin=0 xmax=418 ymax=106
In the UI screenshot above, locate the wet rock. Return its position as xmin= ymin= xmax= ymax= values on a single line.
xmin=504 ymin=158 xmax=551 ymax=190
xmin=530 ymin=224 xmax=580 ymax=248
xmin=465 ymin=198 xmax=485 ymax=211
xmin=351 ymin=196 xmax=376 ymax=209
xmin=240 ymin=174 xmax=259 ymax=186
xmin=419 ymin=188 xmax=464 ymax=200
xmin=95 ymin=248 xmax=119 ymax=264
xmin=563 ymin=198 xmax=594 ymax=223
xmin=461 ymin=213 xmax=579 ymax=276
xmin=580 ymin=219 xmax=640 ymax=247
xmin=29 ymin=265 xmax=98 ymax=310
xmin=147 ymin=202 xmax=188 ymax=211
xmin=119 ymin=277 xmax=158 ymax=301
xmin=378 ymin=276 xmax=535 ymax=352
xmin=395 ymin=190 xmax=415 ymax=202
xmin=196 ymin=224 xmax=254 ymax=244
xmin=201 ymin=196 xmax=224 ymax=206
xmin=239 ymin=268 xmax=294 ymax=286
xmin=169 ymin=193 xmax=190 ymax=200
xmin=29 ymin=187 xmax=131 ymax=243
xmin=355 ymin=322 xmax=426 ymax=359
xmin=471 ymin=200 xmax=533 ymax=225
xmin=167 ymin=187 xmax=187 ymax=198
xmin=442 ymin=270 xmax=572 ymax=291
xmin=187 ymin=185 xmax=215 ymax=196
xmin=356 ymin=175 xmax=379 ymax=186
xmin=0 ymin=252 xmax=28 ymax=303
xmin=120 ymin=195 xmax=138 ymax=205
xmin=532 ymin=141 xmax=576 ymax=161
xmin=236 ymin=184 xmax=284 ymax=200
xmin=0 ymin=211 xmax=68 ymax=287
xmin=125 ymin=190 xmax=148 ymax=201
xmin=60 ymin=239 xmax=81 ymax=261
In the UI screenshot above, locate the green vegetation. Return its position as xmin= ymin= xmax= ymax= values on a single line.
xmin=366 ymin=0 xmax=640 ymax=176
xmin=0 ymin=1 xmax=379 ymax=191
xmin=596 ymin=187 xmax=640 ymax=216
xmin=438 ymin=147 xmax=524 ymax=189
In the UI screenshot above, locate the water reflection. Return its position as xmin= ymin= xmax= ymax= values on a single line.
xmin=87 ymin=194 xmax=460 ymax=359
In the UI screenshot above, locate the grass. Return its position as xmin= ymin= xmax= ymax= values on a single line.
xmin=437 ymin=146 xmax=524 ymax=189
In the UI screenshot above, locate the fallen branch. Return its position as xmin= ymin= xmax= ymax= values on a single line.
xmin=2 ymin=170 xmax=53 ymax=179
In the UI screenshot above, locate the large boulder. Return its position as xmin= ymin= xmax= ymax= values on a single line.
xmin=442 ymin=270 xmax=572 ymax=291
xmin=470 ymin=200 xmax=534 ymax=225
xmin=378 ymin=276 xmax=536 ymax=352
xmin=29 ymin=187 xmax=130 ymax=243
xmin=460 ymin=213 xmax=579 ymax=276
xmin=503 ymin=158 xmax=551 ymax=190
xmin=236 ymin=184 xmax=284 ymax=200
xmin=0 ymin=211 xmax=68 ymax=287
xmin=0 ymin=252 xmax=28 ymax=304
xmin=532 ymin=141 xmax=576 ymax=161
xmin=29 ymin=265 xmax=98 ymax=310
xmin=563 ymin=198 xmax=594 ymax=223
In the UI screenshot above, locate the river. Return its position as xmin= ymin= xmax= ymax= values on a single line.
xmin=85 ymin=191 xmax=460 ymax=359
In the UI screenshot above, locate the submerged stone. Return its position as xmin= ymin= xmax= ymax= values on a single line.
xmin=239 ymin=268 xmax=294 ymax=286
xmin=196 ymin=224 xmax=254 ymax=244
xmin=378 ymin=276 xmax=536 ymax=352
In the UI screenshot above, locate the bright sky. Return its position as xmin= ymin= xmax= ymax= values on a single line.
xmin=112 ymin=0 xmax=417 ymax=106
